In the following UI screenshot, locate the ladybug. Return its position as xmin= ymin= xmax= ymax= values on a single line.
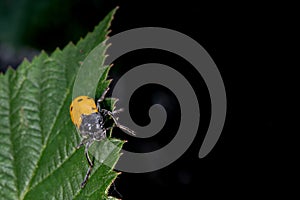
xmin=70 ymin=87 xmax=134 ymax=188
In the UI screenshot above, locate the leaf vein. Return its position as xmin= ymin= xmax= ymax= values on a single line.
xmin=22 ymin=60 xmax=71 ymax=198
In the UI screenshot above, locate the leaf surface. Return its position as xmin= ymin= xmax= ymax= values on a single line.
xmin=0 ymin=8 xmax=123 ymax=200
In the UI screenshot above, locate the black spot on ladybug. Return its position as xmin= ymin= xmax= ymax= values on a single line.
xmin=92 ymin=107 xmax=97 ymax=110
xmin=77 ymin=98 xmax=83 ymax=102
xmin=70 ymin=106 xmax=73 ymax=111
xmin=87 ymin=97 xmax=92 ymax=99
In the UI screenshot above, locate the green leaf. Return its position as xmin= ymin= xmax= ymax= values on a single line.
xmin=0 ymin=8 xmax=124 ymax=200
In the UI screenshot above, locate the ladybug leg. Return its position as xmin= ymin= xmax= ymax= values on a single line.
xmin=76 ymin=137 xmax=89 ymax=149
xmin=97 ymin=87 xmax=110 ymax=110
xmin=85 ymin=141 xmax=94 ymax=168
xmin=102 ymin=109 xmax=135 ymax=136
xmin=112 ymin=108 xmax=123 ymax=114
xmin=76 ymin=142 xmax=84 ymax=149
xmin=81 ymin=164 xmax=92 ymax=188
xmin=117 ymin=124 xmax=135 ymax=136
xmin=81 ymin=140 xmax=94 ymax=188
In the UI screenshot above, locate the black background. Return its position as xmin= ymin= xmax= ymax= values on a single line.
xmin=106 ymin=1 xmax=279 ymax=199
xmin=0 ymin=0 xmax=285 ymax=199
